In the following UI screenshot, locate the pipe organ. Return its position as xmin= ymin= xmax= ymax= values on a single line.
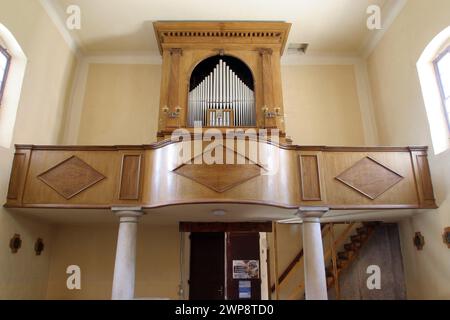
xmin=188 ymin=59 xmax=255 ymax=127
xmin=154 ymin=21 xmax=291 ymax=139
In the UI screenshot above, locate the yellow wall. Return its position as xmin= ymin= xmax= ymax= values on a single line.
xmin=268 ymin=224 xmax=304 ymax=300
xmin=0 ymin=0 xmax=76 ymax=299
xmin=74 ymin=63 xmax=365 ymax=146
xmin=282 ymin=65 xmax=365 ymax=146
xmin=367 ymin=0 xmax=450 ymax=299
xmin=77 ymin=64 xmax=161 ymax=145
xmin=46 ymin=224 xmax=181 ymax=300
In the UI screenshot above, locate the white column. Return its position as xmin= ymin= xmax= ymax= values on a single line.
xmin=298 ymin=207 xmax=329 ymax=300
xmin=111 ymin=208 xmax=143 ymax=300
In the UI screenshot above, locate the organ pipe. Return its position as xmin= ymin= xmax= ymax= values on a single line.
xmin=188 ymin=59 xmax=255 ymax=127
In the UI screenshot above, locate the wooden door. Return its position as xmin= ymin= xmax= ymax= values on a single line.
xmin=226 ymin=232 xmax=261 ymax=300
xmin=189 ymin=232 xmax=225 ymax=300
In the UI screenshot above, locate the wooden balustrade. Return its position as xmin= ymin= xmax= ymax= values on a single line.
xmin=4 ymin=139 xmax=437 ymax=211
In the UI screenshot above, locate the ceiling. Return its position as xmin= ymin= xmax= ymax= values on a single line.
xmin=48 ymin=0 xmax=392 ymax=56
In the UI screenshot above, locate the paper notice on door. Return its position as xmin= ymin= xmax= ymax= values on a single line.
xmin=232 ymin=260 xmax=260 ymax=279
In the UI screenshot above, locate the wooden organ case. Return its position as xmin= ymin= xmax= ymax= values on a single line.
xmin=153 ymin=21 xmax=291 ymax=139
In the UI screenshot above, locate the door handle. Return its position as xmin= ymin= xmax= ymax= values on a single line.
xmin=218 ymin=286 xmax=224 ymax=297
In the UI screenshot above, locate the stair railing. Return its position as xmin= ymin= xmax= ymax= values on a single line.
xmin=271 ymin=224 xmax=331 ymax=296
xmin=286 ymin=222 xmax=357 ymax=300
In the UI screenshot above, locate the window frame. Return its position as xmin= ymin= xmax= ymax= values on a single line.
xmin=433 ymin=45 xmax=450 ymax=133
xmin=0 ymin=45 xmax=11 ymax=106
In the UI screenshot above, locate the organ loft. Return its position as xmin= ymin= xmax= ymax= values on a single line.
xmin=153 ymin=21 xmax=291 ymax=140
xmin=4 ymin=20 xmax=438 ymax=301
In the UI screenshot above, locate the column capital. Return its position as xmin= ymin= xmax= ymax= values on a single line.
xmin=169 ymin=48 xmax=183 ymax=56
xmin=112 ymin=207 xmax=143 ymax=222
xmin=297 ymin=207 xmax=329 ymax=222
xmin=259 ymin=48 xmax=273 ymax=56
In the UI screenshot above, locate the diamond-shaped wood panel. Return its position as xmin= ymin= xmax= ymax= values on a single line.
xmin=173 ymin=145 xmax=265 ymax=193
xmin=38 ymin=156 xmax=105 ymax=199
xmin=335 ymin=157 xmax=403 ymax=200
xmin=174 ymin=163 xmax=262 ymax=193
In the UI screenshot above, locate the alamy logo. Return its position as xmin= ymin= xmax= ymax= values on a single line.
xmin=367 ymin=5 xmax=382 ymax=30
xmin=171 ymin=124 xmax=280 ymax=176
xmin=66 ymin=265 xmax=81 ymax=290
xmin=366 ymin=265 xmax=381 ymax=290
xmin=66 ymin=5 xmax=81 ymax=30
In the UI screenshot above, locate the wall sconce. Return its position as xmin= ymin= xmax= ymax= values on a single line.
xmin=443 ymin=227 xmax=450 ymax=248
xmin=262 ymin=106 xmax=282 ymax=118
xmin=413 ymin=232 xmax=425 ymax=250
xmin=163 ymin=105 xmax=182 ymax=119
xmin=9 ymin=234 xmax=22 ymax=254
xmin=35 ymin=238 xmax=44 ymax=256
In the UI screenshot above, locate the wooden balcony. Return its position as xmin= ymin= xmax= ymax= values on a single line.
xmin=4 ymin=138 xmax=437 ymax=216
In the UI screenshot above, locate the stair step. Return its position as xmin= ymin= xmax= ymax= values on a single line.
xmin=344 ymin=243 xmax=355 ymax=251
xmin=327 ymin=276 xmax=334 ymax=287
xmin=326 ymin=268 xmax=334 ymax=277
xmin=338 ymin=252 xmax=349 ymax=260
xmin=363 ymin=222 xmax=378 ymax=227
xmin=337 ymin=259 xmax=347 ymax=268
xmin=353 ymin=241 xmax=362 ymax=248
xmin=357 ymin=227 xmax=368 ymax=235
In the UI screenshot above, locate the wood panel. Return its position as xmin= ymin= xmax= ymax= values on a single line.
xmin=335 ymin=157 xmax=404 ymax=200
xmin=37 ymin=156 xmax=106 ymax=200
xmin=411 ymin=149 xmax=436 ymax=208
xmin=144 ymin=140 xmax=300 ymax=209
xmin=166 ymin=48 xmax=182 ymax=128
xmin=4 ymin=143 xmax=437 ymax=211
xmin=322 ymin=152 xmax=420 ymax=208
xmin=118 ymin=154 xmax=143 ymax=200
xmin=179 ymin=222 xmax=272 ymax=233
xmin=416 ymin=155 xmax=435 ymax=201
xmin=189 ymin=232 xmax=225 ymax=300
xmin=226 ymin=232 xmax=261 ymax=300
xmin=21 ymin=150 xmax=119 ymax=206
xmin=153 ymin=21 xmax=291 ymax=55
xmin=7 ymin=153 xmax=26 ymax=200
xmin=298 ymin=154 xmax=322 ymax=201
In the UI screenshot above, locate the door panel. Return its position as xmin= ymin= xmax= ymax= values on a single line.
xmin=189 ymin=232 xmax=225 ymax=300
xmin=227 ymin=232 xmax=261 ymax=300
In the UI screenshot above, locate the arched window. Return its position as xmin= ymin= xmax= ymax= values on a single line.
xmin=0 ymin=45 xmax=11 ymax=105
xmin=0 ymin=23 xmax=27 ymax=148
xmin=434 ymin=46 xmax=450 ymax=131
xmin=417 ymin=26 xmax=450 ymax=154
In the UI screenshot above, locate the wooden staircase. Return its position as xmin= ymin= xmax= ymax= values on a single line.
xmin=325 ymin=223 xmax=378 ymax=295
xmin=271 ymin=222 xmax=379 ymax=300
